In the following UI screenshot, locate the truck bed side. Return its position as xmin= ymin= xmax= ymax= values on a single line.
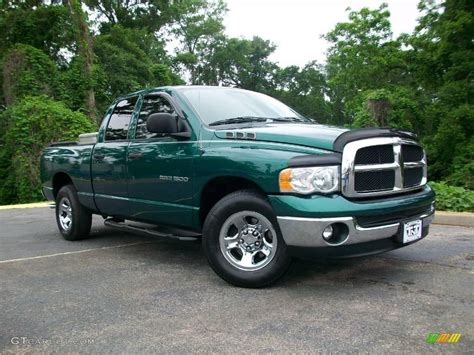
xmin=40 ymin=144 xmax=97 ymax=212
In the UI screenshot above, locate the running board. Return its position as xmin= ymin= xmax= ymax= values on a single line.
xmin=104 ymin=218 xmax=200 ymax=241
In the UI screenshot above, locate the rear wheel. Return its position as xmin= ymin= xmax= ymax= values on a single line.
xmin=202 ymin=190 xmax=291 ymax=288
xmin=55 ymin=184 xmax=92 ymax=241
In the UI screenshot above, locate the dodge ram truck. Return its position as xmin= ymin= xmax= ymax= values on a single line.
xmin=41 ymin=86 xmax=435 ymax=287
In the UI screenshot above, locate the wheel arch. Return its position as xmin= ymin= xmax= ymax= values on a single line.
xmin=52 ymin=172 xmax=74 ymax=199
xmin=199 ymin=176 xmax=268 ymax=226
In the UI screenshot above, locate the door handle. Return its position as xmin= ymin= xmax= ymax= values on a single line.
xmin=93 ymin=153 xmax=105 ymax=160
xmin=129 ymin=153 xmax=144 ymax=160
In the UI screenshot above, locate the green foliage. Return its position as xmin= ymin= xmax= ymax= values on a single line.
xmin=411 ymin=0 xmax=474 ymax=184
xmin=151 ymin=64 xmax=184 ymax=87
xmin=0 ymin=4 xmax=75 ymax=64
xmin=324 ymin=4 xmax=407 ymax=125
xmin=59 ymin=56 xmax=110 ymax=115
xmin=94 ymin=25 xmax=180 ymax=99
xmin=2 ymin=44 xmax=62 ymax=105
xmin=447 ymin=139 xmax=474 ymax=189
xmin=427 ymin=105 xmax=474 ymax=188
xmin=84 ymin=0 xmax=195 ymax=33
xmin=324 ymin=1 xmax=472 ymax=190
xmin=171 ymin=0 xmax=227 ymax=84
xmin=0 ymin=0 xmax=472 ymax=205
xmin=352 ymin=88 xmax=415 ymax=130
xmin=0 ymin=96 xmax=95 ymax=204
xmin=270 ymin=62 xmax=332 ymax=122
xmin=430 ymin=182 xmax=474 ymax=212
xmin=199 ymin=36 xmax=278 ymax=91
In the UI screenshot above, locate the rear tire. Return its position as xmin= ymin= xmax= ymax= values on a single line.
xmin=55 ymin=184 xmax=92 ymax=241
xmin=202 ymin=190 xmax=291 ymax=288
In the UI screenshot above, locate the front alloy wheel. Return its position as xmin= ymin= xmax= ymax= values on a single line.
xmin=219 ymin=211 xmax=277 ymax=271
xmin=203 ymin=190 xmax=291 ymax=288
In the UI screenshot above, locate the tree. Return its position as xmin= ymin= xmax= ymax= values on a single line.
xmin=0 ymin=3 xmax=75 ymax=65
xmin=2 ymin=44 xmax=62 ymax=106
xmin=171 ymin=0 xmax=227 ymax=84
xmin=66 ymin=0 xmax=98 ymax=123
xmin=94 ymin=25 xmax=181 ymax=100
xmin=406 ymin=0 xmax=474 ymax=187
xmin=84 ymin=0 xmax=200 ymax=33
xmin=200 ymin=36 xmax=278 ymax=91
xmin=271 ymin=62 xmax=331 ymax=122
xmin=324 ymin=4 xmax=407 ymax=125
xmin=59 ymin=55 xmax=109 ymax=115
xmin=352 ymin=88 xmax=415 ymax=130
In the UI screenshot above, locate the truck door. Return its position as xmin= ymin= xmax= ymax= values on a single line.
xmin=127 ymin=93 xmax=199 ymax=228
xmin=91 ymin=96 xmax=137 ymax=217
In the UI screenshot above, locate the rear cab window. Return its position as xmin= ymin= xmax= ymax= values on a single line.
xmin=105 ymin=97 xmax=138 ymax=141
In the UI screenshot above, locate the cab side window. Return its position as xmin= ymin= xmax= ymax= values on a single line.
xmin=105 ymin=97 xmax=137 ymax=141
xmin=135 ymin=95 xmax=175 ymax=139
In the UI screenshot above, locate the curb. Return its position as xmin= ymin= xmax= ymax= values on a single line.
xmin=0 ymin=201 xmax=50 ymax=210
xmin=433 ymin=211 xmax=474 ymax=228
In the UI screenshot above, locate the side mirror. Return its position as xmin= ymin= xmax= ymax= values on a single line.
xmin=146 ymin=113 xmax=178 ymax=135
xmin=146 ymin=113 xmax=192 ymax=139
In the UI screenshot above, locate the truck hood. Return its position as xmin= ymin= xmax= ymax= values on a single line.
xmin=213 ymin=123 xmax=349 ymax=151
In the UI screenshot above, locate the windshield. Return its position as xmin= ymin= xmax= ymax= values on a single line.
xmin=179 ymin=87 xmax=311 ymax=126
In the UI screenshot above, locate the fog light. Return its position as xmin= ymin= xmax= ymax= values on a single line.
xmin=322 ymin=225 xmax=334 ymax=240
xmin=321 ymin=223 xmax=350 ymax=246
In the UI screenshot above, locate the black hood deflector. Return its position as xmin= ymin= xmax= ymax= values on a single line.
xmin=332 ymin=128 xmax=418 ymax=152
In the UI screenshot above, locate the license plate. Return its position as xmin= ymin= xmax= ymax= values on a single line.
xmin=403 ymin=220 xmax=422 ymax=243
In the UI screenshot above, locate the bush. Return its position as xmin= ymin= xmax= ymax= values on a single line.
xmin=0 ymin=96 xmax=95 ymax=204
xmin=429 ymin=182 xmax=474 ymax=212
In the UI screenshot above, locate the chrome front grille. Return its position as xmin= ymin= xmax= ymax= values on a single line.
xmin=354 ymin=144 xmax=394 ymax=165
xmin=341 ymin=137 xmax=427 ymax=198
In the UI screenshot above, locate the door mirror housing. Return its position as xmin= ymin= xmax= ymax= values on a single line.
xmin=146 ymin=113 xmax=178 ymax=135
xmin=146 ymin=113 xmax=191 ymax=139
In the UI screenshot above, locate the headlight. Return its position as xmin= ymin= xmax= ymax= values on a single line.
xmin=279 ymin=166 xmax=339 ymax=194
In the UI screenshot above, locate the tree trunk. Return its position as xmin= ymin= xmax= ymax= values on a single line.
xmin=367 ymin=98 xmax=390 ymax=127
xmin=67 ymin=0 xmax=99 ymax=124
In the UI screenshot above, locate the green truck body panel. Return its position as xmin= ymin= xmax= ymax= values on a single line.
xmin=92 ymin=141 xmax=130 ymax=216
xmin=41 ymin=86 xmax=435 ymax=239
xmin=127 ymin=137 xmax=199 ymax=228
xmin=213 ymin=124 xmax=347 ymax=151
xmin=269 ymin=185 xmax=434 ymax=218
xmin=41 ymin=144 xmax=96 ymax=210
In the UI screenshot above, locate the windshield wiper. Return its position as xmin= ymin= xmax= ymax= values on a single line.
xmin=270 ymin=116 xmax=308 ymax=123
xmin=209 ymin=116 xmax=271 ymax=126
xmin=209 ymin=115 xmax=312 ymax=126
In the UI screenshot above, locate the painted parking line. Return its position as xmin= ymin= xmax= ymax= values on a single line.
xmin=0 ymin=241 xmax=158 ymax=264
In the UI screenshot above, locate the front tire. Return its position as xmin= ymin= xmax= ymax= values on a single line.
xmin=55 ymin=184 xmax=92 ymax=241
xmin=202 ymin=190 xmax=291 ymax=288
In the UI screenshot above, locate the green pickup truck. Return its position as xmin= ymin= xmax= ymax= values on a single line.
xmin=41 ymin=86 xmax=435 ymax=287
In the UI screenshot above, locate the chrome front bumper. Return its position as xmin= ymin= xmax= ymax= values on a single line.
xmin=277 ymin=207 xmax=435 ymax=248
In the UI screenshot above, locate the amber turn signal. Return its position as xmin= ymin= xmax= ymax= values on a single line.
xmin=279 ymin=168 xmax=293 ymax=192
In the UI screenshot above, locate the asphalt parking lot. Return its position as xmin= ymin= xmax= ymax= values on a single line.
xmin=0 ymin=207 xmax=472 ymax=353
